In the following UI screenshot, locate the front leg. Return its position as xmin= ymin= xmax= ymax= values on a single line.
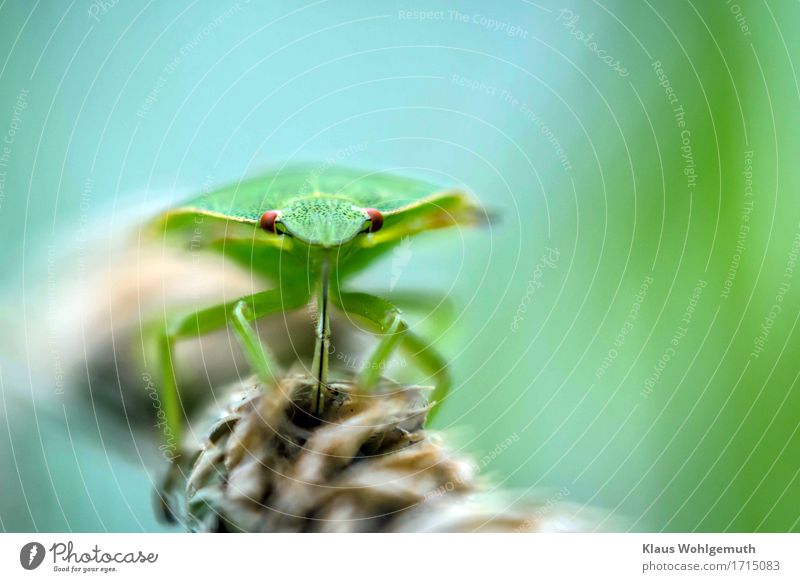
xmin=332 ymin=291 xmax=453 ymax=422
xmin=157 ymin=285 xmax=311 ymax=446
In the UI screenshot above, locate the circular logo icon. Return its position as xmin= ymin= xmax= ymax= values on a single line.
xmin=20 ymin=542 xmax=46 ymax=570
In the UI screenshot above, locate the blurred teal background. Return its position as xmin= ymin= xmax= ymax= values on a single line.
xmin=1 ymin=0 xmax=798 ymax=532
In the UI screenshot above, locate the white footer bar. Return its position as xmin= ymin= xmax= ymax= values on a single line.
xmin=1 ymin=533 xmax=797 ymax=581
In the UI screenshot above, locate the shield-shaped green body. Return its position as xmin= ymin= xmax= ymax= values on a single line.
xmin=152 ymin=165 xmax=480 ymax=282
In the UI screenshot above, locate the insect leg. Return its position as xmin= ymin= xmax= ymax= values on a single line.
xmin=386 ymin=290 xmax=456 ymax=338
xmin=230 ymin=299 xmax=278 ymax=384
xmin=400 ymin=329 xmax=452 ymax=423
xmin=332 ymin=291 xmax=452 ymax=422
xmin=158 ymin=286 xmax=310 ymax=446
xmin=332 ymin=291 xmax=407 ymax=389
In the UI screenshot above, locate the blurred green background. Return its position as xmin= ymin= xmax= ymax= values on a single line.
xmin=0 ymin=0 xmax=798 ymax=532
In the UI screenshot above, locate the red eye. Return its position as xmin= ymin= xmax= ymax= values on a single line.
xmin=364 ymin=208 xmax=383 ymax=233
xmin=260 ymin=210 xmax=280 ymax=233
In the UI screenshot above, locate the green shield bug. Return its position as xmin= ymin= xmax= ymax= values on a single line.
xmin=149 ymin=165 xmax=482 ymax=442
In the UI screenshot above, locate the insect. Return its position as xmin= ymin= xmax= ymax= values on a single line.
xmin=149 ymin=165 xmax=482 ymax=443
